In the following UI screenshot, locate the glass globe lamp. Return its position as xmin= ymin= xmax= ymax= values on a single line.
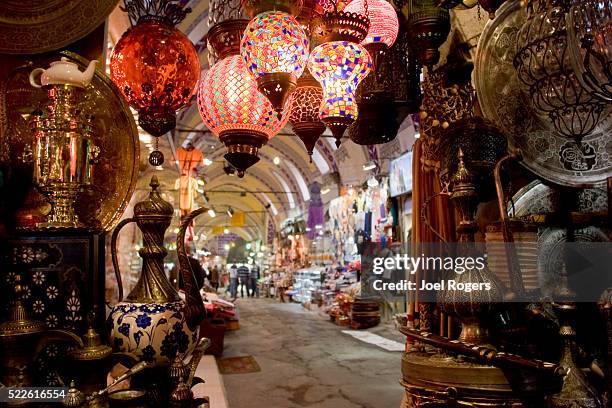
xmin=110 ymin=1 xmax=199 ymax=166
xmin=197 ymin=55 xmax=290 ymax=177
xmin=308 ymin=41 xmax=372 ymax=147
xmin=343 ymin=0 xmax=399 ymax=69
xmin=289 ymin=72 xmax=327 ymax=159
xmin=241 ymin=11 xmax=310 ymax=117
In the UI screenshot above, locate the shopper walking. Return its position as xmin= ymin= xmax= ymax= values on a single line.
xmin=210 ymin=265 xmax=219 ymax=292
xmin=249 ymin=263 xmax=260 ymax=298
xmin=237 ymin=264 xmax=250 ymax=298
xmin=229 ymin=264 xmax=238 ymax=300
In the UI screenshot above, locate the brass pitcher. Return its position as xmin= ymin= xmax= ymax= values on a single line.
xmin=108 ymin=176 xmax=205 ymax=366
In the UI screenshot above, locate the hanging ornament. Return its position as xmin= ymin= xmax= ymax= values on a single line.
xmin=514 ymin=0 xmax=607 ymax=144
xmin=241 ymin=0 xmax=304 ymax=17
xmin=406 ymin=0 xmax=451 ymax=67
xmin=289 ymin=71 xmax=327 ymax=159
xmin=197 ymin=55 xmax=289 ymax=177
xmin=311 ymin=0 xmax=370 ymax=45
xmin=241 ymin=11 xmax=310 ymax=118
xmin=343 ymin=0 xmax=399 ymax=70
xmin=567 ymin=0 xmax=612 ymax=102
xmin=110 ymin=0 xmax=200 ymax=166
xmin=435 ymin=0 xmax=478 ymax=9
xmin=308 ymin=41 xmax=372 ymax=147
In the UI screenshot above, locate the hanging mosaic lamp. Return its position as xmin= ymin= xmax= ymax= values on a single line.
xmin=343 ymin=0 xmax=399 ymax=70
xmin=241 ymin=11 xmax=310 ymax=118
xmin=406 ymin=0 xmax=451 ymax=67
xmin=308 ymin=41 xmax=372 ymax=147
xmin=289 ymin=71 xmax=327 ymax=159
xmin=514 ymin=0 xmax=607 ymax=143
xmin=567 ymin=0 xmax=612 ymax=102
xmin=197 ymin=55 xmax=290 ymax=177
xmin=110 ymin=0 xmax=200 ymax=166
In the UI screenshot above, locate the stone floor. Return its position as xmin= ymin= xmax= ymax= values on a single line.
xmin=221 ymin=298 xmax=404 ymax=408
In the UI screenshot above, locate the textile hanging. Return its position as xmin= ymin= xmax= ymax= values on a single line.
xmin=307 ymin=182 xmax=324 ymax=239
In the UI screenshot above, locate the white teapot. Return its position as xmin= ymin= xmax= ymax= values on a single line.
xmin=29 ymin=57 xmax=97 ymax=88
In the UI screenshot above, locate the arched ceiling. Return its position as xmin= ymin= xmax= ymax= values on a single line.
xmin=107 ymin=0 xmax=425 ymax=241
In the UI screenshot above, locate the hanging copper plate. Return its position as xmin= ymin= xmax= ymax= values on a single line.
xmin=1 ymin=51 xmax=139 ymax=231
xmin=0 ymin=0 xmax=119 ymax=54
xmin=474 ymin=0 xmax=612 ymax=187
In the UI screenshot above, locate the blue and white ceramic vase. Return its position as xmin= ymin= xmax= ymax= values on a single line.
xmin=108 ymin=176 xmax=203 ymax=366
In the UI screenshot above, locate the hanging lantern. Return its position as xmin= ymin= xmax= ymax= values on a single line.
xmin=406 ymin=0 xmax=451 ymax=67
xmin=343 ymin=0 xmax=399 ymax=70
xmin=349 ymin=15 xmax=421 ymax=145
xmin=567 ymin=0 xmax=612 ymax=102
xmin=436 ymin=0 xmax=504 ymax=18
xmin=241 ymin=11 xmax=310 ymax=117
xmin=110 ymin=0 xmax=200 ymax=166
xmin=514 ymin=0 xmax=607 ymax=143
xmin=308 ymin=41 xmax=372 ymax=147
xmin=241 ymin=0 xmax=304 ymax=17
xmin=197 ymin=55 xmax=289 ymax=177
xmin=311 ymin=0 xmax=370 ymax=45
xmin=289 ymin=71 xmax=327 ymax=158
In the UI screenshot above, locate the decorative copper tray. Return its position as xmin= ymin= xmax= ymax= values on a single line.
xmin=474 ymin=0 xmax=612 ymax=187
xmin=510 ymin=180 xmax=608 ymax=217
xmin=2 ymin=51 xmax=139 ymax=231
xmin=0 ymin=0 xmax=119 ymax=54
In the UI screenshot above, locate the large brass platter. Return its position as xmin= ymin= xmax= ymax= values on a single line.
xmin=0 ymin=0 xmax=119 ymax=54
xmin=474 ymin=0 xmax=612 ymax=187
xmin=2 ymin=51 xmax=139 ymax=231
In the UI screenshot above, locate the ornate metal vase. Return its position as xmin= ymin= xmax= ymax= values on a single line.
xmin=108 ymin=176 xmax=202 ymax=366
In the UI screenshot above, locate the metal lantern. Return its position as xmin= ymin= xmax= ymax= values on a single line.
xmin=110 ymin=0 xmax=200 ymax=166
xmin=241 ymin=0 xmax=304 ymax=17
xmin=308 ymin=41 xmax=372 ymax=146
xmin=514 ymin=0 xmax=607 ymax=143
xmin=344 ymin=0 xmax=399 ymax=69
xmin=349 ymin=15 xmax=421 ymax=144
xmin=406 ymin=0 xmax=451 ymax=67
xmin=567 ymin=0 xmax=612 ymax=102
xmin=311 ymin=0 xmax=371 ymax=45
xmin=197 ymin=55 xmax=289 ymax=177
xmin=241 ymin=11 xmax=310 ymax=117
xmin=289 ymin=72 xmax=327 ymax=158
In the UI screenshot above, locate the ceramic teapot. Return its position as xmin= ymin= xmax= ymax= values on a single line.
xmin=29 ymin=57 xmax=97 ymax=88
xmin=108 ymin=176 xmax=205 ymax=366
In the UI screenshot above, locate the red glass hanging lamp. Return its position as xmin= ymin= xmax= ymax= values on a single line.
xmin=110 ymin=0 xmax=200 ymax=166
xmin=241 ymin=10 xmax=311 ymax=118
xmin=198 ymin=20 xmax=289 ymax=178
xmin=289 ymin=71 xmax=327 ymax=159
xmin=344 ymin=0 xmax=399 ymax=70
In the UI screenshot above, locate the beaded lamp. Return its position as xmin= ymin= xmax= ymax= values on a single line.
xmin=308 ymin=41 xmax=372 ymax=146
xmin=197 ymin=55 xmax=290 ymax=177
xmin=241 ymin=11 xmax=310 ymax=118
xmin=344 ymin=0 xmax=399 ymax=69
xmin=289 ymin=71 xmax=327 ymax=159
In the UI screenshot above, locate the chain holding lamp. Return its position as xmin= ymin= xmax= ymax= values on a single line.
xmin=110 ymin=0 xmax=200 ymax=166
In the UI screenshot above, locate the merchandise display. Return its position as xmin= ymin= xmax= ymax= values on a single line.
xmin=0 ymin=0 xmax=610 ymax=407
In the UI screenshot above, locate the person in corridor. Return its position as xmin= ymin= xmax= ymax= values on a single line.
xmin=237 ymin=263 xmax=250 ymax=298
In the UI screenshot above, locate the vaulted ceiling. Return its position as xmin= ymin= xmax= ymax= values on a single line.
xmin=105 ymin=0 xmax=449 ymax=241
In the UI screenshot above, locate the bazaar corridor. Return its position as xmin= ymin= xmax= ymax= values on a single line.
xmin=221 ymin=299 xmax=404 ymax=408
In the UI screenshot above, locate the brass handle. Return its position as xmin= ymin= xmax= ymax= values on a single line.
xmin=110 ymin=217 xmax=136 ymax=302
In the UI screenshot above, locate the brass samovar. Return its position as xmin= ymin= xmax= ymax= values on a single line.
xmin=27 ymin=58 xmax=99 ymax=228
